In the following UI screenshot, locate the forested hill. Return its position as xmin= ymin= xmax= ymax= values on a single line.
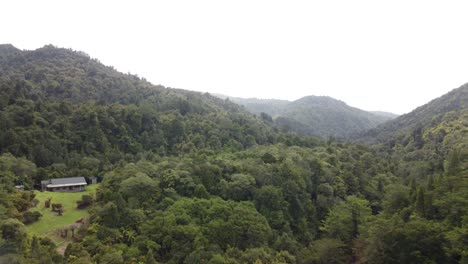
xmin=357 ymin=84 xmax=468 ymax=144
xmin=0 ymin=44 xmax=284 ymax=170
xmin=223 ymin=95 xmax=396 ymax=138
xmin=1 ymin=44 xmax=238 ymax=107
xmin=0 ymin=45 xmax=467 ymax=264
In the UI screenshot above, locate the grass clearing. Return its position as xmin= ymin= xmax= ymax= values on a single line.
xmin=26 ymin=184 xmax=99 ymax=244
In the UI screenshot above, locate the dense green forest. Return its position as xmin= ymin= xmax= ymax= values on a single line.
xmin=222 ymin=95 xmax=397 ymax=138
xmin=0 ymin=45 xmax=466 ymax=264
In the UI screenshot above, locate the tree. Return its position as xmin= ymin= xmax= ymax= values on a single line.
xmin=44 ymin=198 xmax=52 ymax=209
xmin=301 ymin=238 xmax=346 ymax=264
xmin=99 ymin=202 xmax=120 ymax=228
xmin=363 ymin=217 xmax=449 ymax=264
xmin=427 ymin=175 xmax=434 ymax=191
xmin=0 ymin=219 xmax=28 ymax=254
xmin=141 ymin=198 xmax=272 ymax=262
xmin=145 ymin=250 xmax=158 ymax=264
xmin=194 ymin=184 xmax=210 ymax=199
xmin=409 ymin=177 xmax=417 ymax=202
xmin=415 ymin=186 xmax=425 ymax=217
xmin=0 ymin=153 xmax=36 ymax=189
xmin=444 ymin=149 xmax=460 ymax=176
xmin=120 ymin=173 xmax=160 ymax=208
xmin=98 ymin=250 xmax=124 ymax=264
xmin=261 ymin=152 xmax=277 ymax=164
xmin=224 ymin=174 xmax=256 ymax=201
xmin=51 ymin=203 xmax=63 ymax=215
xmin=321 ymin=196 xmax=371 ymax=245
xmin=382 ymin=184 xmax=410 ymax=215
xmin=254 ymin=185 xmax=287 ymax=229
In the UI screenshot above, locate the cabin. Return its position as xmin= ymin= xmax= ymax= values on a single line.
xmin=41 ymin=177 xmax=87 ymax=192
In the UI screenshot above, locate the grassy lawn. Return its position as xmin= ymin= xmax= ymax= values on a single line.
xmin=26 ymin=184 xmax=99 ymax=244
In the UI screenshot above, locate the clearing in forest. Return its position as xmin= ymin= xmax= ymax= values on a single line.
xmin=25 ymin=184 xmax=99 ymax=245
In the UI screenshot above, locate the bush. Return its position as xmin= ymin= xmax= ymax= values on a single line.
xmin=76 ymin=195 xmax=93 ymax=209
xmin=31 ymin=199 xmax=40 ymax=207
xmin=22 ymin=211 xmax=42 ymax=224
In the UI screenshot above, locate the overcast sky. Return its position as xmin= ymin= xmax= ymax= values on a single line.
xmin=2 ymin=0 xmax=468 ymax=114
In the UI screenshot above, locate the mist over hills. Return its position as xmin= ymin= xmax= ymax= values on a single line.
xmin=220 ymin=94 xmax=398 ymax=138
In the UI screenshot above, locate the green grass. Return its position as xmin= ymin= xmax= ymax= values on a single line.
xmin=26 ymin=184 xmax=99 ymax=244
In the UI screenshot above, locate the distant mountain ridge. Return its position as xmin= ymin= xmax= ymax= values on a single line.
xmin=219 ymin=94 xmax=398 ymax=138
xmin=356 ymin=84 xmax=468 ymax=144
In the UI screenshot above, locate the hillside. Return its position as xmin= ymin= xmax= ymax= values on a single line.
xmin=357 ymin=84 xmax=468 ymax=144
xmin=225 ymin=95 xmax=396 ymax=138
xmin=359 ymin=84 xmax=468 ymax=185
xmin=0 ymin=44 xmax=278 ymax=174
xmin=0 ymin=45 xmax=466 ymax=264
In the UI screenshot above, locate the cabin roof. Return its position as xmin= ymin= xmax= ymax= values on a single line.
xmin=41 ymin=177 xmax=87 ymax=188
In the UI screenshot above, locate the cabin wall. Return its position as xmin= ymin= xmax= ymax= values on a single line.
xmin=47 ymin=185 xmax=86 ymax=192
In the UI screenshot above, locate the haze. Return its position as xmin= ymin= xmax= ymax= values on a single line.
xmin=2 ymin=0 xmax=468 ymax=114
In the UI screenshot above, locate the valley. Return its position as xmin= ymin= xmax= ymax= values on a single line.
xmin=0 ymin=45 xmax=466 ymax=264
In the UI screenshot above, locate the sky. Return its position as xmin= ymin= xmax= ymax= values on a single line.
xmin=1 ymin=0 xmax=468 ymax=114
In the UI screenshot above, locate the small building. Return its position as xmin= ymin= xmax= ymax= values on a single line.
xmin=41 ymin=177 xmax=87 ymax=192
xmin=14 ymin=185 xmax=25 ymax=191
xmin=89 ymin=176 xmax=98 ymax=184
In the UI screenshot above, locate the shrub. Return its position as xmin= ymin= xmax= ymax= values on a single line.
xmin=32 ymin=199 xmax=40 ymax=207
xmin=76 ymin=195 xmax=93 ymax=209
xmin=22 ymin=211 xmax=42 ymax=224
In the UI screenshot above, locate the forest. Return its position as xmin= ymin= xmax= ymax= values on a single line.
xmin=0 ymin=45 xmax=467 ymax=264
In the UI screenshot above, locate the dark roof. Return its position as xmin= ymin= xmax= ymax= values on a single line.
xmin=41 ymin=177 xmax=87 ymax=187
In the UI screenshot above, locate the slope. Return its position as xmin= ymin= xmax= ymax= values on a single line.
xmin=1 ymin=44 xmax=467 ymax=264
xmin=357 ymin=84 xmax=468 ymax=144
xmin=0 ymin=44 xmax=278 ymax=180
xmin=26 ymin=184 xmax=99 ymax=239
